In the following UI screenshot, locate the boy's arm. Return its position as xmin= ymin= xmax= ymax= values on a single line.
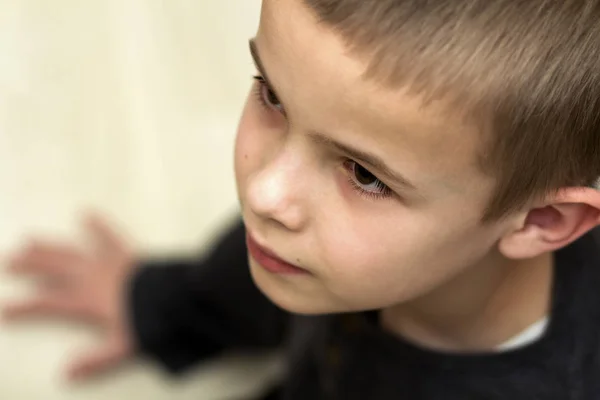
xmin=128 ymin=220 xmax=289 ymax=374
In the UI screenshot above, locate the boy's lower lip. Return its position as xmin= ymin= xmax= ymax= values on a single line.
xmin=246 ymin=233 xmax=307 ymax=275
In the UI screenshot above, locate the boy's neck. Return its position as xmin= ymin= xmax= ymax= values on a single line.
xmin=380 ymin=251 xmax=553 ymax=352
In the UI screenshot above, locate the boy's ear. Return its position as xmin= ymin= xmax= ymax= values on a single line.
xmin=499 ymin=187 xmax=600 ymax=259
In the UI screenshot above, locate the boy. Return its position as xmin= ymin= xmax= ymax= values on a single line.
xmin=5 ymin=0 xmax=600 ymax=398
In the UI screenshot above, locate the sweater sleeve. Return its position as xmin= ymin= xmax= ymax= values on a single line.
xmin=127 ymin=219 xmax=289 ymax=374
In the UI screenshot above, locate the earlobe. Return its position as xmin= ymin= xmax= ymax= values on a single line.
xmin=499 ymin=187 xmax=600 ymax=260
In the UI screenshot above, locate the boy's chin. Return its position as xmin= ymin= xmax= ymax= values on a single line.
xmin=248 ymin=260 xmax=342 ymax=315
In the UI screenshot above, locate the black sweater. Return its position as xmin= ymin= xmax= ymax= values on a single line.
xmin=129 ymin=219 xmax=600 ymax=399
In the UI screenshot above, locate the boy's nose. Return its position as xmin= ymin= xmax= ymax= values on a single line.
xmin=246 ymin=154 xmax=308 ymax=232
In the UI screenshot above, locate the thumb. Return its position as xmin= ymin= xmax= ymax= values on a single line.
xmin=83 ymin=213 xmax=127 ymax=258
xmin=67 ymin=338 xmax=130 ymax=382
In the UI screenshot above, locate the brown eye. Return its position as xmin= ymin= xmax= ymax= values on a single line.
xmin=354 ymin=164 xmax=377 ymax=185
xmin=343 ymin=160 xmax=392 ymax=200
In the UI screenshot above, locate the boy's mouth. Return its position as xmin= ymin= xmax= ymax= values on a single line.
xmin=246 ymin=232 xmax=308 ymax=275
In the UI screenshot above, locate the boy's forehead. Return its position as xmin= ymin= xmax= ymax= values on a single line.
xmin=259 ymin=0 xmax=488 ymax=194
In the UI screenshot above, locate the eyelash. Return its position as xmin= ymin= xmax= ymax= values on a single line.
xmin=253 ymin=75 xmax=284 ymax=114
xmin=252 ymin=74 xmax=393 ymax=201
xmin=343 ymin=160 xmax=393 ymax=200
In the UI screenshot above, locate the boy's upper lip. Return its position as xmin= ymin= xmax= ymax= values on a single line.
xmin=247 ymin=230 xmax=304 ymax=270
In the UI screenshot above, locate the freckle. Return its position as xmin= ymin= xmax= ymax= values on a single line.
xmin=296 ymin=258 xmax=300 ymax=263
xmin=244 ymin=154 xmax=248 ymax=160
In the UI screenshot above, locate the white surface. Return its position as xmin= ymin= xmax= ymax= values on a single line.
xmin=0 ymin=1 xmax=282 ymax=399
xmin=497 ymin=318 xmax=549 ymax=351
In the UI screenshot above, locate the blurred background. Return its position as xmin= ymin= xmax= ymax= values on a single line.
xmin=0 ymin=1 xmax=283 ymax=398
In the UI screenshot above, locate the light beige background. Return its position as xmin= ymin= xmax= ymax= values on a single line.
xmin=0 ymin=1 xmax=282 ymax=399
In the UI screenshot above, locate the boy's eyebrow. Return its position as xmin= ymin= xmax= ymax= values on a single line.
xmin=249 ymin=39 xmax=278 ymax=96
xmin=308 ymin=131 xmax=419 ymax=192
xmin=249 ymin=39 xmax=419 ymax=194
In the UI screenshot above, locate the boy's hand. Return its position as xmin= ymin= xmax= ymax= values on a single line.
xmin=2 ymin=214 xmax=137 ymax=381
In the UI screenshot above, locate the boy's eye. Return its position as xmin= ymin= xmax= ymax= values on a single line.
xmin=263 ymin=86 xmax=281 ymax=109
xmin=250 ymin=75 xmax=391 ymax=201
xmin=344 ymin=160 xmax=393 ymax=200
xmin=355 ymin=164 xmax=378 ymax=186
xmin=253 ymin=75 xmax=285 ymax=114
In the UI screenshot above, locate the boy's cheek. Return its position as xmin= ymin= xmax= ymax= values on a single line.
xmin=234 ymin=107 xmax=262 ymax=172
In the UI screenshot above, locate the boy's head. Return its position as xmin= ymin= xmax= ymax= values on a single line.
xmin=234 ymin=0 xmax=600 ymax=315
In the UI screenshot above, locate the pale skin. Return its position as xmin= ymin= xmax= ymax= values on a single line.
xmin=4 ymin=0 xmax=600 ymax=382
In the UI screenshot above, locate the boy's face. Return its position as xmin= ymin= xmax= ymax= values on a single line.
xmin=235 ymin=0 xmax=515 ymax=314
